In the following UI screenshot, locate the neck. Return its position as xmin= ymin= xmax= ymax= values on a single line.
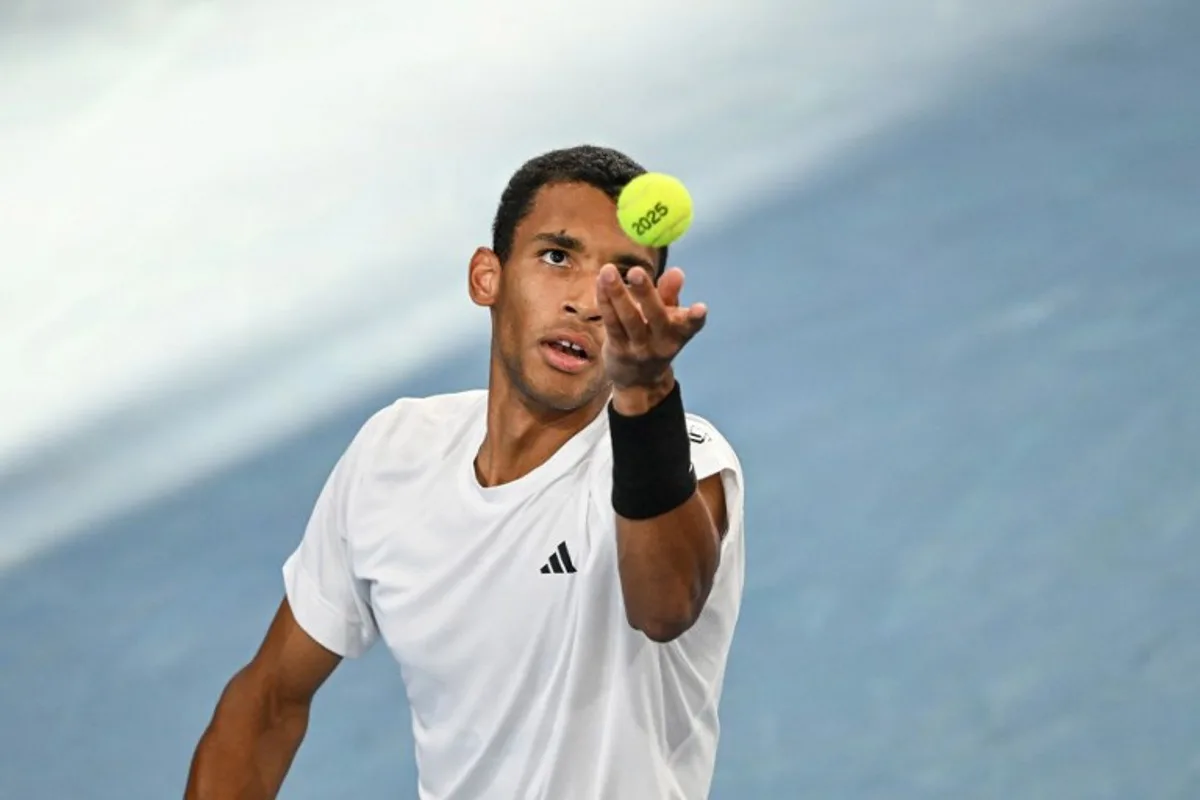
xmin=474 ymin=359 xmax=608 ymax=488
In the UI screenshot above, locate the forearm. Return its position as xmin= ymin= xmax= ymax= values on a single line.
xmin=610 ymin=375 xmax=720 ymax=641
xmin=186 ymin=667 xmax=309 ymax=800
xmin=616 ymin=491 xmax=721 ymax=641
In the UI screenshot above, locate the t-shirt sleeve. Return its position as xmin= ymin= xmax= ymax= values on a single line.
xmin=665 ymin=414 xmax=747 ymax=757
xmin=281 ymin=412 xmax=386 ymax=659
xmin=684 ymin=412 xmax=746 ymax=637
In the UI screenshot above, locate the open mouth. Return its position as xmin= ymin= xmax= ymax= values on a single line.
xmin=547 ymin=339 xmax=588 ymax=359
xmin=541 ymin=338 xmax=591 ymax=373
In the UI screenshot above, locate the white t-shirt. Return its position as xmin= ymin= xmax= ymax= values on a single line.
xmin=283 ymin=389 xmax=745 ymax=800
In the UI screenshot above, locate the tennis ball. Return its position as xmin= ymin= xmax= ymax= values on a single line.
xmin=617 ymin=172 xmax=694 ymax=248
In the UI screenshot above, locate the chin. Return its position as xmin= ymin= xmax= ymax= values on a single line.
xmin=528 ymin=383 xmax=598 ymax=413
xmin=500 ymin=350 xmax=608 ymax=414
xmin=526 ymin=371 xmax=607 ymax=414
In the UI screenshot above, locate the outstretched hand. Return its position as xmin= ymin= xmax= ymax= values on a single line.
xmin=597 ymin=264 xmax=707 ymax=395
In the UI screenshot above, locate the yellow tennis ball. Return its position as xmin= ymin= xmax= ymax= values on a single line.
xmin=617 ymin=172 xmax=694 ymax=248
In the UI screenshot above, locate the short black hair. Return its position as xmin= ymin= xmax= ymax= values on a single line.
xmin=491 ymin=144 xmax=668 ymax=274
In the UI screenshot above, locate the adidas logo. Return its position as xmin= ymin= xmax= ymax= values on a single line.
xmin=539 ymin=541 xmax=577 ymax=574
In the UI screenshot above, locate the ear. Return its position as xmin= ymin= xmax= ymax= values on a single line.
xmin=468 ymin=247 xmax=502 ymax=308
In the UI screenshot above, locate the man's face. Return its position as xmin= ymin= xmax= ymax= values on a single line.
xmin=470 ymin=181 xmax=660 ymax=413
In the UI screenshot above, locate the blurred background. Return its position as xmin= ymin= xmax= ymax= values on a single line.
xmin=1 ymin=0 xmax=1198 ymax=797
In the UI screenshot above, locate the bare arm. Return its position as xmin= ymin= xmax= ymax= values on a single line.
xmin=616 ymin=469 xmax=728 ymax=642
xmin=594 ymin=261 xmax=736 ymax=644
xmin=185 ymin=598 xmax=341 ymax=799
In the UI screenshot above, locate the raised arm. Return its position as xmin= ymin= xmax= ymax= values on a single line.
xmin=596 ymin=263 xmax=742 ymax=643
xmin=185 ymin=598 xmax=341 ymax=799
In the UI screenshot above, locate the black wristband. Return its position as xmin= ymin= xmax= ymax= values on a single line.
xmin=608 ymin=380 xmax=697 ymax=520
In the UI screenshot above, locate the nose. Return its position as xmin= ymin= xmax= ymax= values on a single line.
xmin=563 ymin=279 xmax=602 ymax=323
xmin=563 ymin=301 xmax=602 ymax=322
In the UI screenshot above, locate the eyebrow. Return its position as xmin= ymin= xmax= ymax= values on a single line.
xmin=531 ymin=231 xmax=657 ymax=273
xmin=533 ymin=231 xmax=584 ymax=252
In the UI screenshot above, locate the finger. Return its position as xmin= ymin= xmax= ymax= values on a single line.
xmin=598 ymin=265 xmax=648 ymax=342
xmin=627 ymin=267 xmax=670 ymax=337
xmin=657 ymin=267 xmax=685 ymax=308
xmin=597 ymin=273 xmax=630 ymax=346
xmin=669 ymin=301 xmax=708 ymax=343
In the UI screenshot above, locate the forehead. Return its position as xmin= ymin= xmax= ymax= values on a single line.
xmin=514 ymin=181 xmax=657 ymax=262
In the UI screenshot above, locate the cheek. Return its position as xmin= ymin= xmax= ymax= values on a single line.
xmin=507 ymin=278 xmax=553 ymax=323
xmin=496 ymin=293 xmax=535 ymax=350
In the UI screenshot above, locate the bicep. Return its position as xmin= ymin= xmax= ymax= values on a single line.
xmin=246 ymin=597 xmax=342 ymax=706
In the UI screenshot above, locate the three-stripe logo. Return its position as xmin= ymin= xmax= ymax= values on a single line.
xmin=539 ymin=541 xmax=577 ymax=574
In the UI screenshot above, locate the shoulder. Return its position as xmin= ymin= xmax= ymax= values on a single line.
xmin=343 ymin=389 xmax=487 ymax=469
xmin=586 ymin=407 xmax=744 ymax=525
xmin=372 ymin=389 xmax=487 ymax=433
xmin=683 ymin=412 xmax=742 ymax=482
xmin=587 ymin=408 xmax=742 ymax=479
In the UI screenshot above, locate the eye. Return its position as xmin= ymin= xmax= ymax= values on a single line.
xmin=539 ymin=248 xmax=569 ymax=267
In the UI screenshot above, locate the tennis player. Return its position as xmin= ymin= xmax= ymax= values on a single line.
xmin=185 ymin=145 xmax=746 ymax=799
